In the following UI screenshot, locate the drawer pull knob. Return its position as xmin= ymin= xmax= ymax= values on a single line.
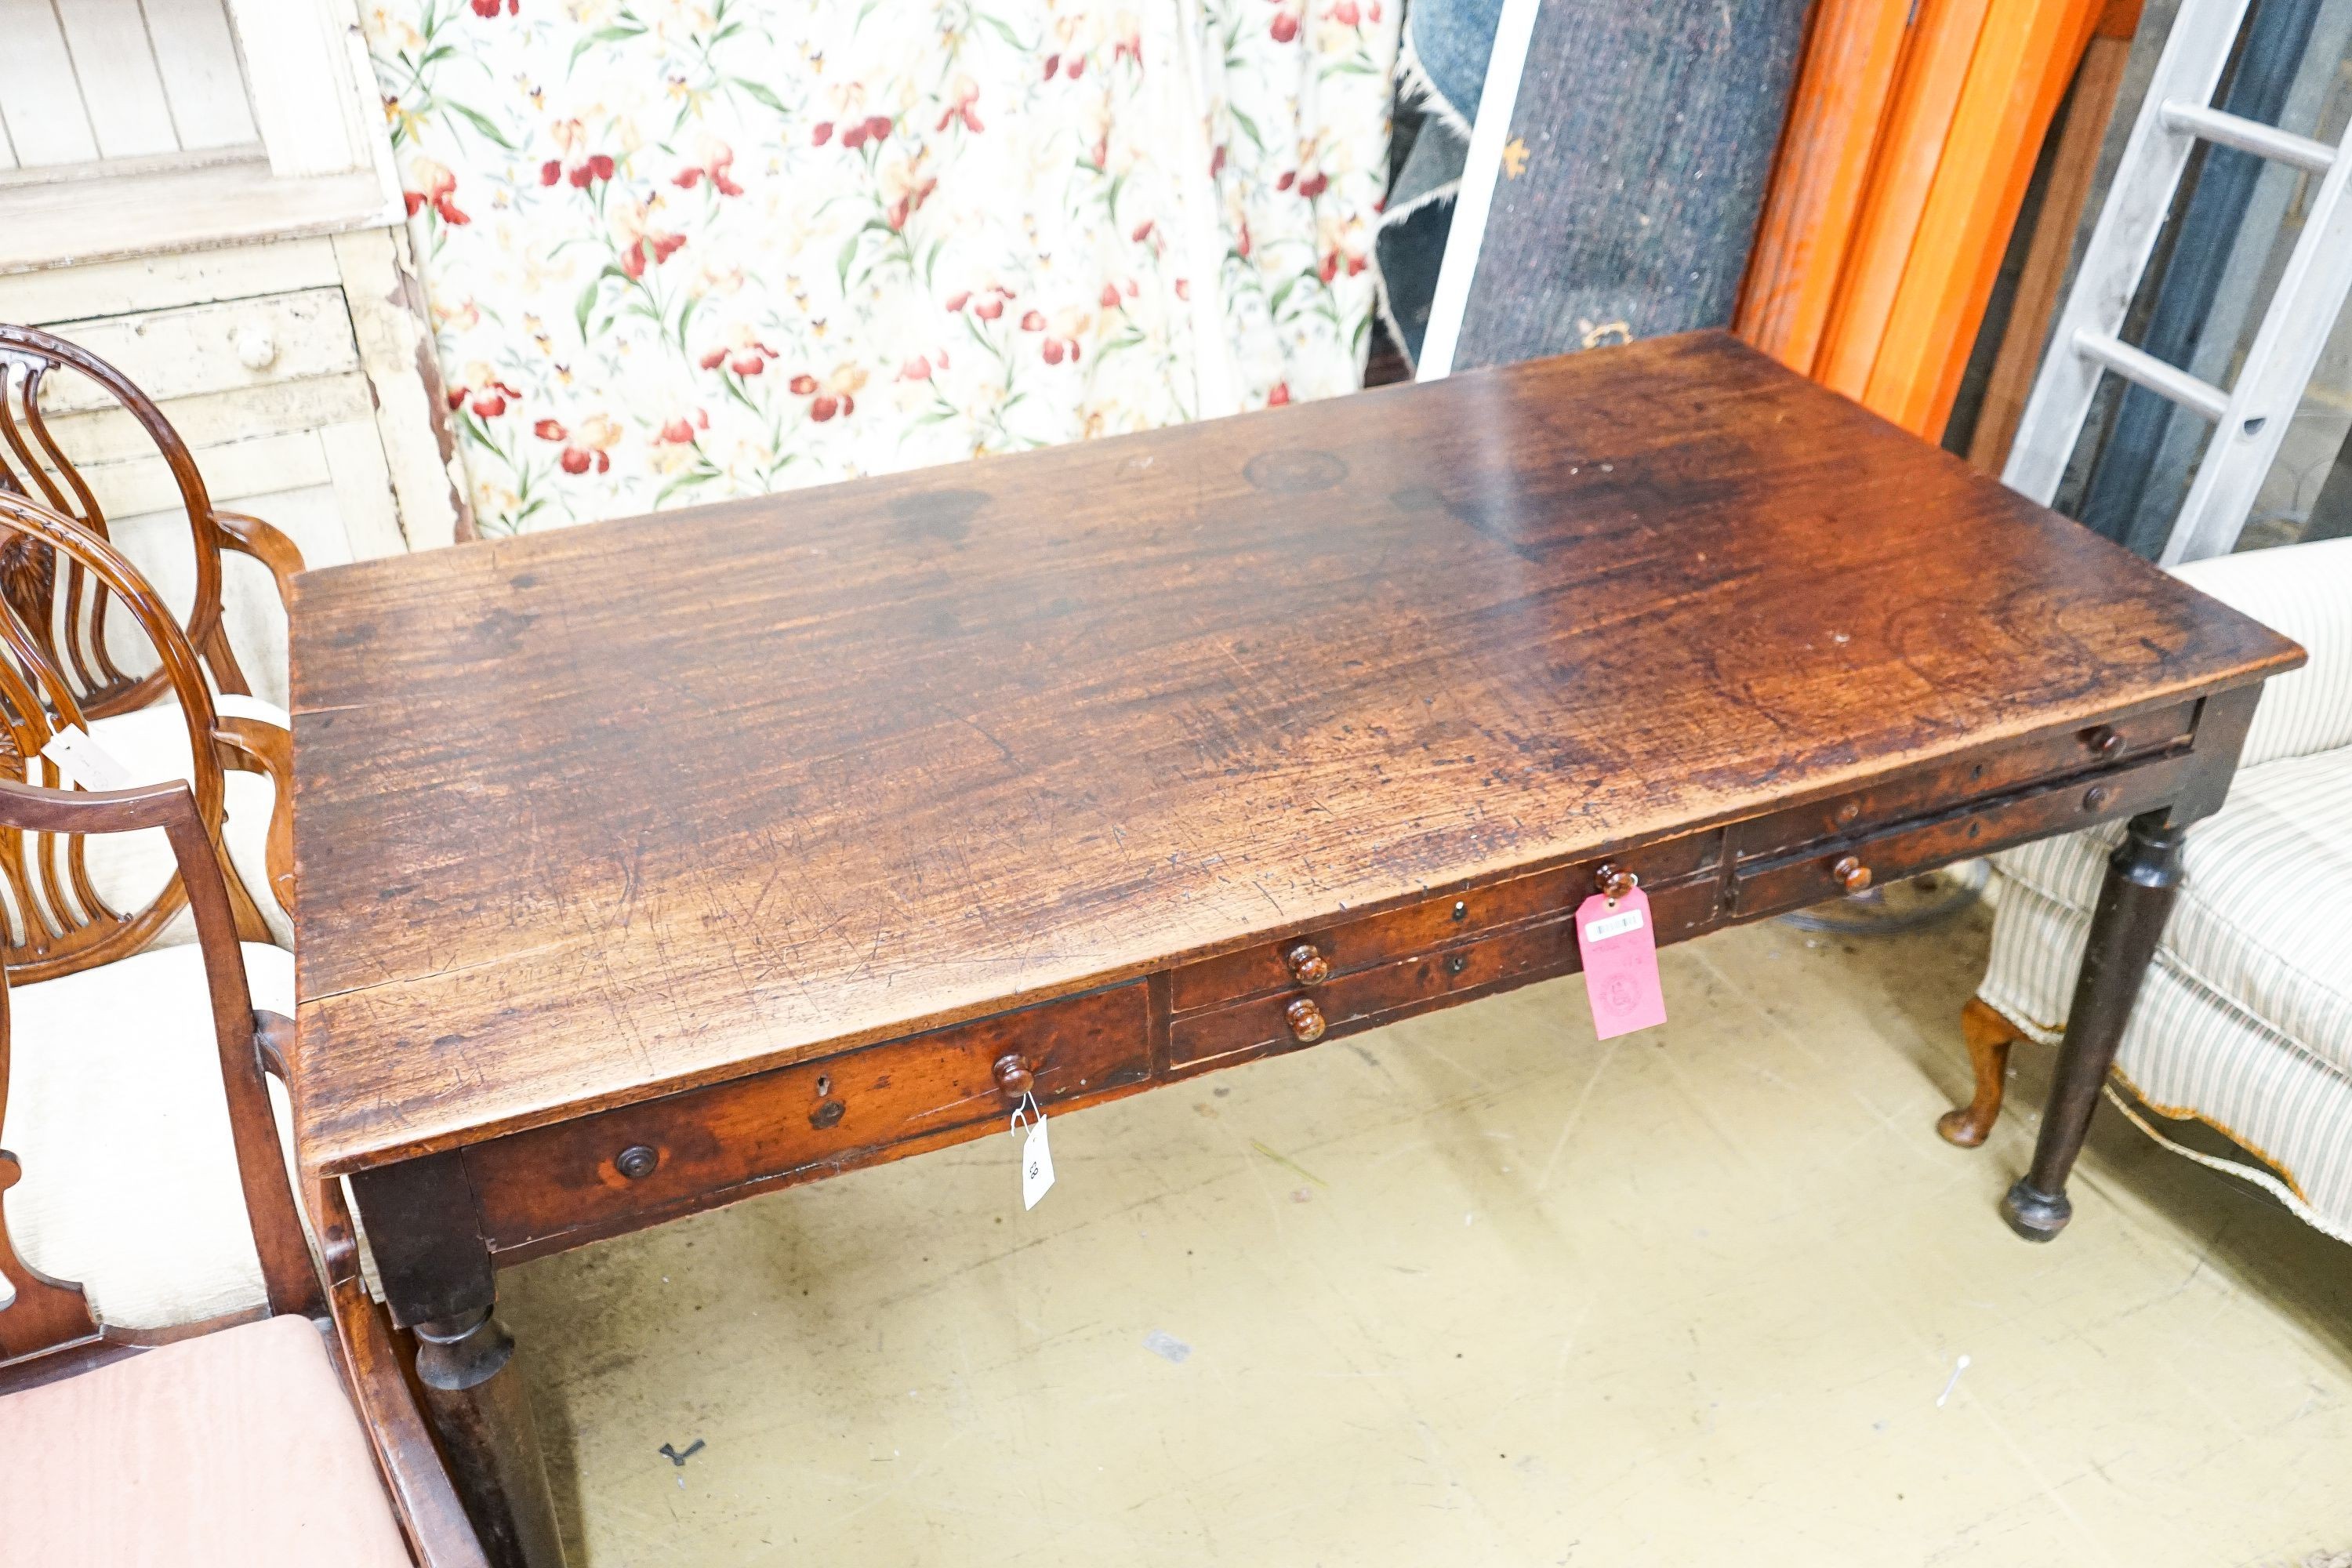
xmin=1594 ymin=862 xmax=1638 ymax=899
xmin=1831 ymin=855 xmax=1872 ymax=894
xmin=1834 ymin=800 xmax=1860 ymax=826
xmin=2082 ymin=724 xmax=2124 ymax=758
xmin=1285 ymin=997 xmax=1327 ymax=1043
xmin=810 ymin=1100 xmax=846 ymax=1129
xmin=993 ymin=1053 xmax=1035 ymax=1101
xmin=1284 ymin=941 xmax=1330 ymax=985
xmin=2084 ymin=783 xmax=2114 ymax=811
xmin=233 ymin=327 xmax=278 ymax=371
xmin=615 ymin=1144 xmax=659 ymax=1180
xmin=1444 ymin=953 xmax=1469 ymax=977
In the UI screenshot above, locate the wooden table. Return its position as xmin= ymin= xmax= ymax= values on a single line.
xmin=292 ymin=332 xmax=2300 ymax=1566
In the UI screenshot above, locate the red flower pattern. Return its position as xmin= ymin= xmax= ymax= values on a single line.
xmin=375 ymin=0 xmax=1391 ymax=530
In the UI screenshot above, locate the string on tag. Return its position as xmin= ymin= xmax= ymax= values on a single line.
xmin=1008 ymin=1088 xmax=1042 ymax=1136
xmin=1011 ymin=1089 xmax=1054 ymax=1209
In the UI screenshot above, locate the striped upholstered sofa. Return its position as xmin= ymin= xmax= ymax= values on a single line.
xmin=1959 ymin=535 xmax=2352 ymax=1241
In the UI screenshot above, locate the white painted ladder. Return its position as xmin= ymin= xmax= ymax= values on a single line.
xmin=2003 ymin=0 xmax=2352 ymax=564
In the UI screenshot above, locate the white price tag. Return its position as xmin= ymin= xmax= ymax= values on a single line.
xmin=1584 ymin=906 xmax=1646 ymax=942
xmin=1020 ymin=1115 xmax=1055 ymax=1210
xmin=39 ymin=726 xmax=135 ymax=791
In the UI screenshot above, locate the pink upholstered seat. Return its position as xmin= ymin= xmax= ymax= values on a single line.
xmin=0 ymin=1313 xmax=414 ymax=1566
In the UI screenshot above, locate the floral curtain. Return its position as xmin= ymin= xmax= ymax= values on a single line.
xmin=361 ymin=0 xmax=1397 ymax=536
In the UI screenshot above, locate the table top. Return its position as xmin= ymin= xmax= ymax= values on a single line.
xmin=290 ymin=331 xmax=2299 ymax=1175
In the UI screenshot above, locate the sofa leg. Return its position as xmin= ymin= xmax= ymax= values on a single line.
xmin=2002 ymin=811 xmax=2184 ymax=1243
xmin=1940 ymin=998 xmax=2025 ymax=1149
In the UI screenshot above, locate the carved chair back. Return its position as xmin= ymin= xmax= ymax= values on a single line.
xmin=0 ymin=494 xmax=265 ymax=982
xmin=0 ymin=322 xmax=256 ymax=718
xmin=0 ymin=771 xmax=320 ymax=1369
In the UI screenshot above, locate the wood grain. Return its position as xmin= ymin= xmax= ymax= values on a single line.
xmin=292 ymin=331 xmax=2303 ymax=1178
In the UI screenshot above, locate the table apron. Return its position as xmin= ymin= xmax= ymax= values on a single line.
xmin=455 ymin=741 xmax=2200 ymax=1265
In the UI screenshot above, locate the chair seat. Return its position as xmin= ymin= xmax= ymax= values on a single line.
xmin=2 ymin=942 xmax=296 ymax=1330
xmin=83 ymin=699 xmax=289 ymax=949
xmin=1991 ymin=744 xmax=2352 ymax=1080
xmin=0 ymin=1312 xmax=413 ymax=1566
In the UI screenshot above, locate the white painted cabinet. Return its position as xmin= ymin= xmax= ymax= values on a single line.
xmin=0 ymin=0 xmax=465 ymax=701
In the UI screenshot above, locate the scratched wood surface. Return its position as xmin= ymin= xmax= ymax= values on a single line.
xmin=290 ymin=331 xmax=2300 ymax=1175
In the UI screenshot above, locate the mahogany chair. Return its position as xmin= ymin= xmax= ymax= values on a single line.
xmin=0 ymin=321 xmax=304 ymax=712
xmin=0 ymin=496 xmax=304 ymax=1327
xmin=0 ymin=768 xmax=488 ymax=1564
xmin=0 ymin=323 xmax=306 ymax=946
xmin=0 ymin=491 xmax=289 ymax=974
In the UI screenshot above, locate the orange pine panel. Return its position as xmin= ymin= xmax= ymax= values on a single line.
xmin=1733 ymin=0 xmax=1917 ymax=374
xmin=1812 ymin=0 xmax=1994 ymax=401
xmin=1863 ymin=0 xmax=2107 ymax=434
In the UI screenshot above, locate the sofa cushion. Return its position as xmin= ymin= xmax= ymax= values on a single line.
xmin=0 ymin=1312 xmax=413 ymax=1566
xmin=1 ymin=942 xmax=296 ymax=1330
xmin=1993 ymin=744 xmax=2352 ymax=1083
xmin=2171 ymin=535 xmax=2352 ymax=768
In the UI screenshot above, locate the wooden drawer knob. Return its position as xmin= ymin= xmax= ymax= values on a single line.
xmin=2082 ymin=724 xmax=2124 ymax=758
xmin=1284 ymin=997 xmax=1327 ymax=1043
xmin=993 ymin=1053 xmax=1034 ymax=1101
xmin=1284 ymin=941 xmax=1330 ymax=985
xmin=615 ymin=1144 xmax=659 ymax=1180
xmin=1593 ymin=861 xmax=1638 ymax=899
xmin=1831 ymin=854 xmax=1872 ymax=894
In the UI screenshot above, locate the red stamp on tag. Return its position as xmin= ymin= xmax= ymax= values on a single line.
xmin=1574 ymin=886 xmax=1667 ymax=1040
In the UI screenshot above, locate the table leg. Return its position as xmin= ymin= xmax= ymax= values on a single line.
xmin=350 ymin=1152 xmax=568 ymax=1568
xmin=414 ymin=1306 xmax=568 ymax=1568
xmin=2001 ymin=809 xmax=2184 ymax=1242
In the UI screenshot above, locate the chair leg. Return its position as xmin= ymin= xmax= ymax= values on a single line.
xmin=1939 ymin=997 xmax=2026 ymax=1148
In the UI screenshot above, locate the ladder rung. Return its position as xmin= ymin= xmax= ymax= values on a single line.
xmin=2071 ymin=330 xmax=2230 ymax=422
xmin=2158 ymin=101 xmax=2337 ymax=175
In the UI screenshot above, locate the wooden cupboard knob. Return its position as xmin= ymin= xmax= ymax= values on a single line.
xmin=993 ymin=1053 xmax=1034 ymax=1100
xmin=1593 ymin=861 xmax=1638 ymax=899
xmin=1284 ymin=941 xmax=1330 ymax=985
xmin=1284 ymin=997 xmax=1327 ymax=1043
xmin=1831 ymin=855 xmax=1872 ymax=894
xmin=2082 ymin=724 xmax=2124 ymax=758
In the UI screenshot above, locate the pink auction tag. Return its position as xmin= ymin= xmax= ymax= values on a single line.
xmin=1574 ymin=886 xmax=1667 ymax=1040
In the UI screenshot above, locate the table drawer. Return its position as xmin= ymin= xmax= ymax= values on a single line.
xmin=1731 ymin=748 xmax=2196 ymax=919
xmin=464 ymin=982 xmax=1151 ymax=1252
xmin=1730 ymin=701 xmax=2197 ymax=862
xmin=1170 ymin=875 xmax=1720 ymax=1069
xmin=1170 ymin=829 xmax=1722 ymax=1014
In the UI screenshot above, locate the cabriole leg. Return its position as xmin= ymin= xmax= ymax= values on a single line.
xmin=1940 ymin=996 xmax=2027 ymax=1149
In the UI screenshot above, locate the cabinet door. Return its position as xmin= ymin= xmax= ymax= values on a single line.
xmin=0 ymin=233 xmax=466 ymax=701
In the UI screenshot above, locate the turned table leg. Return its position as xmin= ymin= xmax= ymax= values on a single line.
xmin=415 ymin=1307 xmax=568 ymax=1568
xmin=350 ymin=1152 xmax=569 ymax=1568
xmin=2001 ymin=810 xmax=2184 ymax=1242
xmin=1940 ymin=997 xmax=2027 ymax=1148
